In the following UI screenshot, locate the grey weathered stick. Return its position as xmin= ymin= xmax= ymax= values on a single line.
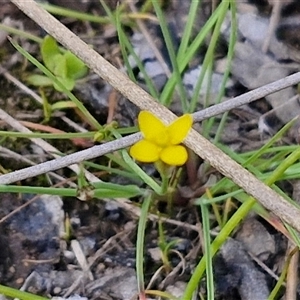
xmin=6 ymin=0 xmax=300 ymax=231
xmin=0 ymin=108 xmax=100 ymax=183
xmin=193 ymin=71 xmax=300 ymax=122
xmin=0 ymin=132 xmax=141 ymax=185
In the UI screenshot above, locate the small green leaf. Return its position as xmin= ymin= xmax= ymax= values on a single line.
xmin=53 ymin=54 xmax=67 ymax=78
xmin=41 ymin=35 xmax=60 ymax=71
xmin=65 ymin=51 xmax=88 ymax=79
xmin=40 ymin=35 xmax=87 ymax=91
xmin=51 ymin=101 xmax=77 ymax=110
xmin=26 ymin=74 xmax=53 ymax=87
xmin=93 ymin=187 xmax=142 ymax=199
xmin=92 ymin=182 xmax=144 ymax=198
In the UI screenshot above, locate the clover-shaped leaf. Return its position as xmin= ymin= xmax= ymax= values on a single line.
xmin=28 ymin=35 xmax=88 ymax=92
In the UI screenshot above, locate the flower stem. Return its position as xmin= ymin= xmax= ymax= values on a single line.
xmin=161 ymin=173 xmax=169 ymax=195
xmin=155 ymin=161 xmax=172 ymax=195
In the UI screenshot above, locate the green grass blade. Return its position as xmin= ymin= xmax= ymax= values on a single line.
xmin=200 ymin=200 xmax=214 ymax=299
xmin=242 ymin=118 xmax=297 ymax=167
xmin=189 ymin=0 xmax=230 ymax=113
xmin=268 ymin=248 xmax=296 ymax=300
xmin=160 ymin=3 xmax=224 ymax=107
xmin=207 ymin=1 xmax=237 ymax=140
xmin=151 ymin=0 xmax=189 ymax=111
xmin=100 ymin=0 xmax=160 ymax=99
xmin=0 ymin=285 xmax=48 ymax=300
xmin=0 ymin=24 xmax=42 ymax=43
xmin=0 ymin=185 xmax=76 ymax=196
xmin=85 ymin=161 xmax=140 ymax=181
xmin=40 ymin=3 xmax=109 ymax=23
xmin=136 ymin=192 xmax=152 ymax=295
xmin=0 ymin=131 xmax=96 ymax=139
xmin=177 ymin=0 xmax=202 ymax=57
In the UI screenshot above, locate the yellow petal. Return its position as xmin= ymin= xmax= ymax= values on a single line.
xmin=160 ymin=145 xmax=188 ymax=166
xmin=167 ymin=114 xmax=192 ymax=144
xmin=138 ymin=111 xmax=166 ymax=142
xmin=129 ymin=140 xmax=161 ymax=163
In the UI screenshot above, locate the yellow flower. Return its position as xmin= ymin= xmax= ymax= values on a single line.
xmin=130 ymin=111 xmax=192 ymax=166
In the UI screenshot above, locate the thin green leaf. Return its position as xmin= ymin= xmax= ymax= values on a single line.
xmin=26 ymin=74 xmax=53 ymax=87
xmin=136 ymin=192 xmax=152 ymax=295
xmin=0 ymin=284 xmax=48 ymax=300
xmin=200 ymin=201 xmax=214 ymax=299
xmin=152 ymin=0 xmax=189 ymax=110
xmin=93 ymin=187 xmax=143 ymax=198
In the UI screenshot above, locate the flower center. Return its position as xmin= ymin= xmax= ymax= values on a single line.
xmin=154 ymin=129 xmax=170 ymax=147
